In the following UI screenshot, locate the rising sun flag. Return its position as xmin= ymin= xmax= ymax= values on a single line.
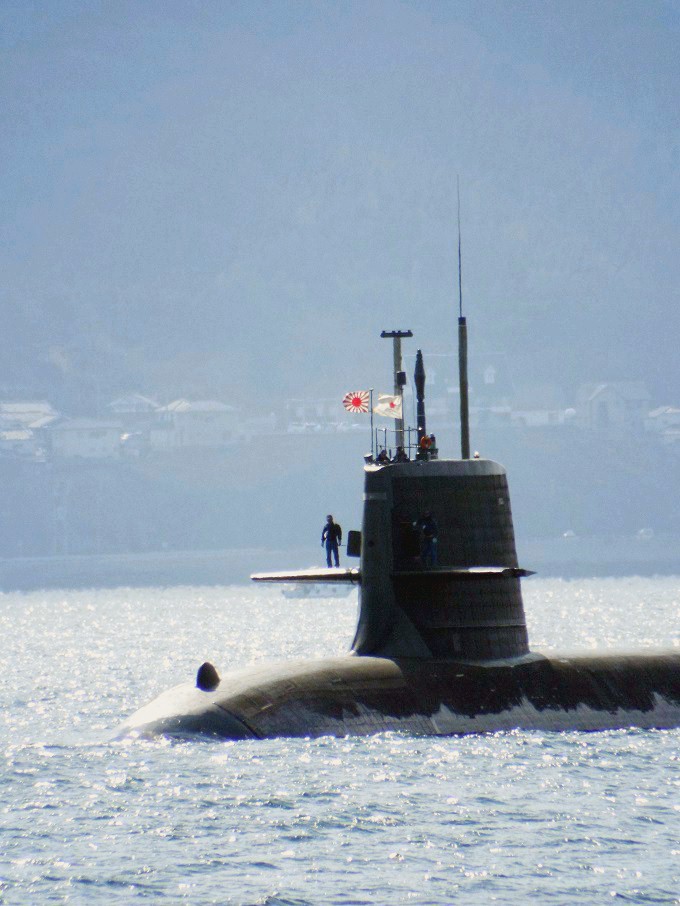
xmin=342 ymin=391 xmax=370 ymax=413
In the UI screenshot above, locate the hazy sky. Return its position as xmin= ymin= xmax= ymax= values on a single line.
xmin=2 ymin=0 xmax=678 ymax=405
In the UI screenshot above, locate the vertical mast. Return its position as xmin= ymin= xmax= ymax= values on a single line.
xmin=414 ymin=349 xmax=426 ymax=444
xmin=381 ymin=329 xmax=412 ymax=450
xmin=457 ymin=178 xmax=470 ymax=460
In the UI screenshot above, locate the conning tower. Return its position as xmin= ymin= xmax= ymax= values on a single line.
xmin=353 ymin=457 xmax=530 ymax=661
xmin=352 ymin=294 xmax=531 ymax=662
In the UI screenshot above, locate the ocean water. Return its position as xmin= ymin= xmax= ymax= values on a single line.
xmin=1 ymin=577 xmax=678 ymax=905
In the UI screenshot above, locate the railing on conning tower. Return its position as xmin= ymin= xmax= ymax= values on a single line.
xmin=372 ymin=425 xmax=439 ymax=463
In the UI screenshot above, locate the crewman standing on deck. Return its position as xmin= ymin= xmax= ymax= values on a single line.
xmin=321 ymin=514 xmax=342 ymax=568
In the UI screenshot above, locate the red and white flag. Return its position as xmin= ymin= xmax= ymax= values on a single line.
xmin=342 ymin=390 xmax=370 ymax=413
xmin=373 ymin=394 xmax=402 ymax=419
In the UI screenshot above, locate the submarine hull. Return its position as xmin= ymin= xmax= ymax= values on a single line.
xmin=119 ymin=652 xmax=680 ymax=740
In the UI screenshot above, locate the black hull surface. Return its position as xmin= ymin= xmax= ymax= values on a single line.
xmin=119 ymin=652 xmax=680 ymax=740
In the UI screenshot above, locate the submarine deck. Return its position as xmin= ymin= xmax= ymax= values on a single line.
xmin=120 ymin=651 xmax=680 ymax=740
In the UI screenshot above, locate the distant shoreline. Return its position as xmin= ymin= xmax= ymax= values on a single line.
xmin=518 ymin=533 xmax=680 ymax=579
xmin=1 ymin=536 xmax=679 ymax=592
xmin=0 ymin=547 xmax=311 ymax=593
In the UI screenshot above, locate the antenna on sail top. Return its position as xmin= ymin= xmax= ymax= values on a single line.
xmin=458 ymin=177 xmax=463 ymax=320
xmin=457 ymin=177 xmax=471 ymax=459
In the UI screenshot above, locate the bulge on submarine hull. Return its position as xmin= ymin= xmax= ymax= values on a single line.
xmin=120 ymin=303 xmax=680 ymax=739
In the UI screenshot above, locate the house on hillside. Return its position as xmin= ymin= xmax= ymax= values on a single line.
xmin=0 ymin=428 xmax=38 ymax=458
xmin=107 ymin=395 xmax=160 ymax=456
xmin=576 ymin=382 xmax=652 ymax=431
xmin=470 ymin=353 xmax=516 ymax=408
xmin=447 ymin=353 xmax=517 ymax=430
xmin=107 ymin=394 xmax=159 ymax=417
xmin=467 ymin=404 xmax=512 ymax=429
xmin=646 ymin=406 xmax=680 ymax=432
xmin=0 ymin=401 xmax=59 ymax=459
xmin=286 ymin=398 xmax=339 ymax=432
xmin=646 ymin=406 xmax=680 ymax=446
xmin=47 ymin=418 xmax=123 ymax=459
xmin=509 ymin=383 xmax=569 ymax=428
xmin=150 ymin=399 xmax=239 ymax=450
xmin=0 ymin=400 xmax=59 ymax=429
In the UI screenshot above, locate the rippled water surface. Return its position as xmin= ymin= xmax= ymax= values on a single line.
xmin=1 ymin=578 xmax=679 ymax=904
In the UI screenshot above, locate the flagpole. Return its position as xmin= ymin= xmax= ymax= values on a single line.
xmin=369 ymin=388 xmax=374 ymax=458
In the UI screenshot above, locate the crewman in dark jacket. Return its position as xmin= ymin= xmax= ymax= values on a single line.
xmin=415 ymin=511 xmax=438 ymax=567
xmin=321 ymin=514 xmax=342 ymax=568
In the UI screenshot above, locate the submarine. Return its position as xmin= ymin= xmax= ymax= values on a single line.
xmin=121 ymin=317 xmax=680 ymax=740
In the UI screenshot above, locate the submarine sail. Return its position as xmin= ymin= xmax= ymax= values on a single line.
xmin=353 ymin=457 xmax=532 ymax=661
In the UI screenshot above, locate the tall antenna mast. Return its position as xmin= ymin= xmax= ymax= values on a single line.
xmin=457 ymin=177 xmax=471 ymax=459
xmin=458 ymin=177 xmax=463 ymax=319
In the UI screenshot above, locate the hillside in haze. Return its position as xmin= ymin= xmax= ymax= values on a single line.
xmin=2 ymin=1 xmax=679 ymax=415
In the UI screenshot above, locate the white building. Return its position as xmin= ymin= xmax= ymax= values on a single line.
xmin=151 ymin=399 xmax=239 ymax=449
xmin=285 ymin=398 xmax=340 ymax=432
xmin=107 ymin=394 xmax=159 ymax=416
xmin=645 ymin=406 xmax=680 ymax=446
xmin=48 ymin=419 xmax=123 ymax=459
xmin=0 ymin=428 xmax=37 ymax=458
xmin=0 ymin=401 xmax=59 ymax=459
xmin=0 ymin=400 xmax=58 ymax=429
xmin=646 ymin=406 xmax=680 ymax=433
xmin=576 ymin=382 xmax=652 ymax=431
